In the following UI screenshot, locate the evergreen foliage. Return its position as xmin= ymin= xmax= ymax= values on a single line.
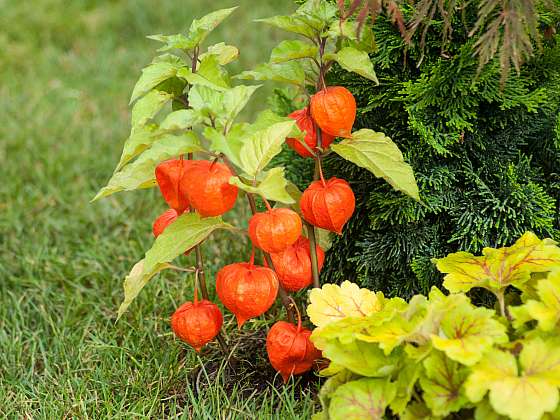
xmin=280 ymin=5 xmax=560 ymax=298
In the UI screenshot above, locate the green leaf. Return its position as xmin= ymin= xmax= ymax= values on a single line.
xmin=117 ymin=259 xmax=171 ymax=319
xmin=317 ymin=369 xmax=355 ymax=416
xmin=176 ymin=55 xmax=229 ymax=91
xmin=255 ymin=15 xmax=317 ymax=39
xmin=319 ymin=338 xmax=400 ymax=377
xmin=328 ymin=378 xmax=396 ymax=420
xmin=390 ymin=362 xmax=422 ymax=415
xmin=204 ymin=125 xmax=245 ymax=168
xmin=117 ymin=212 xmax=232 ymax=318
xmin=235 ymin=61 xmax=306 ymax=86
xmin=188 ymin=7 xmax=238 ymax=47
xmin=130 ymin=61 xmax=183 ymax=104
xmin=334 ymin=47 xmax=378 ymax=84
xmin=430 ymin=301 xmax=508 ymax=366
xmin=475 ymin=399 xmax=508 ymax=420
xmin=131 ymin=90 xmax=172 ymax=127
xmin=434 ymin=232 xmax=560 ymax=294
xmin=92 ymin=132 xmax=202 ymax=201
xmin=222 ymin=85 xmax=261 ymax=128
xmin=514 ymin=269 xmax=560 ymax=331
xmin=238 ymin=120 xmax=295 ymax=177
xmin=200 ymin=42 xmax=239 ymax=65
xmin=115 ymin=124 xmax=159 ymax=171
xmin=147 ymin=33 xmax=197 ymax=52
xmin=419 ymin=351 xmax=469 ymax=417
xmin=270 ymin=40 xmax=318 ymax=63
xmin=401 ymin=401 xmax=442 ymax=420
xmin=160 ymin=109 xmax=203 ymax=131
xmin=465 ymin=337 xmax=560 ymax=420
xmin=331 ymin=129 xmax=420 ymax=201
xmin=187 ymin=84 xmax=224 ymax=117
xmin=229 ymin=167 xmax=295 ymax=204
xmin=296 ymin=0 xmax=338 ymax=29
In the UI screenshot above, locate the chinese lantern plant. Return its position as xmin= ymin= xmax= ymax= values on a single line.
xmin=306 ymin=232 xmax=560 ymax=420
xmin=91 ymin=0 xmax=420 ymax=382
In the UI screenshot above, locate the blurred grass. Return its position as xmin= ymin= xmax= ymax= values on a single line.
xmin=0 ymin=0 xmax=319 ymax=417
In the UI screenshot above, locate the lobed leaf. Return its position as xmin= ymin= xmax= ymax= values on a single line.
xmin=328 ymin=378 xmax=396 ymax=420
xmin=331 ymin=129 xmax=420 ymax=201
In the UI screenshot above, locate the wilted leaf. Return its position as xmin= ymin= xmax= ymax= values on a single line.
xmin=307 ymin=281 xmax=383 ymax=328
xmin=420 ymin=351 xmax=469 ymax=417
xmin=270 ymin=40 xmax=318 ymax=63
xmin=92 ymin=132 xmax=202 ymax=201
xmin=334 ymin=47 xmax=378 ymax=84
xmin=465 ymin=337 xmax=560 ymax=420
xmin=431 ymin=302 xmax=508 ymax=366
xmin=238 ymin=120 xmax=295 ymax=177
xmin=328 ymin=378 xmax=396 ymax=420
xmin=331 ymin=129 xmax=420 ymax=201
xmin=229 ymin=167 xmax=295 ymax=204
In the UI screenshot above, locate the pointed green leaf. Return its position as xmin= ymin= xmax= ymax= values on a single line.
xmin=131 ymin=90 xmax=173 ymax=127
xmin=130 ymin=61 xmax=183 ymax=104
xmin=296 ymin=0 xmax=338 ymax=28
xmin=222 ymin=84 xmax=261 ymax=128
xmin=187 ymin=84 xmax=224 ymax=116
xmin=334 ymin=47 xmax=378 ymax=84
xmin=115 ymin=124 xmax=159 ymax=171
xmin=331 ymin=129 xmax=420 ymax=201
xmin=176 ymin=55 xmax=229 ymax=91
xmin=255 ymin=15 xmax=317 ymax=39
xmin=143 ymin=212 xmax=233 ymax=278
xmin=117 ymin=259 xmax=171 ymax=319
xmin=203 ymin=125 xmax=245 ymax=168
xmin=188 ymin=7 xmax=238 ymax=47
xmin=270 ymin=40 xmax=318 ymax=63
xmin=147 ymin=33 xmax=197 ymax=52
xmin=229 ymin=167 xmax=295 ymax=204
xmin=431 ymin=301 xmax=508 ymax=366
xmin=419 ymin=351 xmax=469 ymax=416
xmin=200 ymin=42 xmax=239 ymax=65
xmin=92 ymin=132 xmax=202 ymax=201
xmin=238 ymin=120 xmax=295 ymax=177
xmin=465 ymin=338 xmax=560 ymax=420
xmin=160 ymin=109 xmax=203 ymax=131
xmin=235 ymin=61 xmax=306 ymax=86
xmin=328 ymin=378 xmax=396 ymax=420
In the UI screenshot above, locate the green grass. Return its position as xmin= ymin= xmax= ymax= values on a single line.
xmin=0 ymin=0 xmax=319 ymax=417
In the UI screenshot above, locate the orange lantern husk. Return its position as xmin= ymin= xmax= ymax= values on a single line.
xmin=216 ymin=253 xmax=279 ymax=328
xmin=300 ymin=177 xmax=355 ymax=234
xmin=155 ymin=159 xmax=190 ymax=213
xmin=248 ymin=208 xmax=302 ymax=253
xmin=310 ymin=86 xmax=356 ymax=138
xmin=183 ymin=160 xmax=238 ymax=217
xmin=170 ymin=293 xmax=223 ymax=352
xmin=269 ymin=236 xmax=325 ymax=292
xmin=266 ymin=307 xmax=321 ymax=383
xmin=285 ymin=107 xmax=336 ymax=158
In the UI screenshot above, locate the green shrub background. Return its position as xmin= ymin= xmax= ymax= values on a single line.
xmin=278 ymin=4 xmax=560 ymax=298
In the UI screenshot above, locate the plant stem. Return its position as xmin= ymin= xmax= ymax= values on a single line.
xmin=220 ymin=155 xmax=296 ymax=324
xmin=496 ymin=290 xmax=512 ymax=322
xmin=306 ymin=222 xmax=321 ymax=289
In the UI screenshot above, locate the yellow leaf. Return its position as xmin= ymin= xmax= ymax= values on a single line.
xmin=307 ymin=281 xmax=382 ymax=328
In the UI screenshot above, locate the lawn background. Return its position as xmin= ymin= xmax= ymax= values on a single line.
xmin=0 ymin=0 xmax=318 ymax=417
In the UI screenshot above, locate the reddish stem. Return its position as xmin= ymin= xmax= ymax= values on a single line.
xmin=262 ymin=196 xmax=273 ymax=211
xmin=288 ymin=297 xmax=302 ymax=332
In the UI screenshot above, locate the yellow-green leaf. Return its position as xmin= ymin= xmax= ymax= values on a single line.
xmin=334 ymin=47 xmax=378 ymax=84
xmin=331 ymin=129 xmax=420 ymax=201
xmin=307 ymin=281 xmax=383 ymax=328
xmin=328 ymin=378 xmax=396 ymax=420
xmin=229 ymin=167 xmax=295 ymax=204
xmin=200 ymin=42 xmax=239 ymax=65
xmin=131 ymin=90 xmax=172 ymax=127
xmin=270 ymin=40 xmax=318 ymax=63
xmin=235 ymin=61 xmax=306 ymax=86
xmin=130 ymin=61 xmax=183 ymax=104
xmin=522 ymin=270 xmax=560 ymax=331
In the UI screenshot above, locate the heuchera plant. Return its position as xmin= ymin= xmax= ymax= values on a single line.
xmin=307 ymin=232 xmax=560 ymax=420
xmin=93 ymin=0 xmax=418 ymax=381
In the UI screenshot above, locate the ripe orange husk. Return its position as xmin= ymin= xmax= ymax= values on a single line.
xmin=216 ymin=261 xmax=279 ymax=328
xmin=248 ymin=208 xmax=302 ymax=253
xmin=266 ymin=320 xmax=321 ymax=383
xmin=170 ymin=299 xmax=223 ymax=352
xmin=285 ymin=107 xmax=335 ymax=158
xmin=152 ymin=208 xmax=193 ymax=255
xmin=183 ymin=160 xmax=238 ymax=217
xmin=300 ymin=177 xmax=355 ymax=234
xmin=310 ymin=86 xmax=356 ymax=138
xmin=155 ymin=159 xmax=190 ymax=213
xmin=269 ymin=236 xmax=325 ymax=292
